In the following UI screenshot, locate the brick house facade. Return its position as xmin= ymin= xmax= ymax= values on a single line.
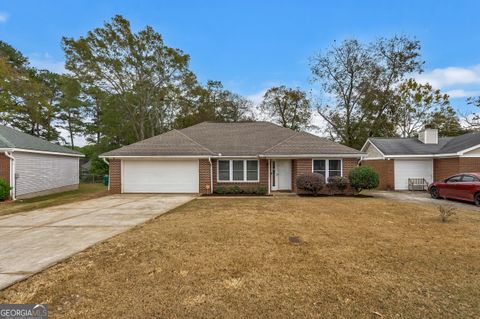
xmin=361 ymin=159 xmax=395 ymax=190
xmin=108 ymin=157 xmax=360 ymax=195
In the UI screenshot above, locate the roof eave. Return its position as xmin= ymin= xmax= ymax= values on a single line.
xmin=0 ymin=147 xmax=84 ymax=157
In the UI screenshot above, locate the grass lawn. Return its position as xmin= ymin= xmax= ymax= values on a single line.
xmin=0 ymin=183 xmax=108 ymax=217
xmin=1 ymin=197 xmax=480 ymax=318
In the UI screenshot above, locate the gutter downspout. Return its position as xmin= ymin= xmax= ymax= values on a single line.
xmin=4 ymin=151 xmax=15 ymax=200
xmin=102 ymin=158 xmax=110 ymax=191
xmin=208 ymin=157 xmax=213 ymax=194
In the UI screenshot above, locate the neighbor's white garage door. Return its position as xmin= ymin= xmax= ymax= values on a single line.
xmin=122 ymin=160 xmax=199 ymax=193
xmin=394 ymin=159 xmax=433 ymax=190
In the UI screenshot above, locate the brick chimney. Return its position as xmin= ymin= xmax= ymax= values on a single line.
xmin=418 ymin=128 xmax=438 ymax=144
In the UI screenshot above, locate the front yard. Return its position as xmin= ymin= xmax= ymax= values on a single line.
xmin=1 ymin=197 xmax=479 ymax=318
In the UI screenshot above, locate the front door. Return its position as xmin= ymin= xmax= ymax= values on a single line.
xmin=271 ymin=160 xmax=292 ymax=191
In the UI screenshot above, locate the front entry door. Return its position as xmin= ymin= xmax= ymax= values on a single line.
xmin=272 ymin=160 xmax=292 ymax=191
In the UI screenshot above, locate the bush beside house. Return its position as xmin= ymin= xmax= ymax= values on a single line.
xmin=0 ymin=178 xmax=11 ymax=201
xmin=214 ymin=186 xmax=268 ymax=196
xmin=348 ymin=166 xmax=379 ymax=193
xmin=296 ymin=173 xmax=326 ymax=195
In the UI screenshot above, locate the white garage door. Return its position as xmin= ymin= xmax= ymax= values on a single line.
xmin=394 ymin=159 xmax=433 ymax=190
xmin=122 ymin=160 xmax=199 ymax=193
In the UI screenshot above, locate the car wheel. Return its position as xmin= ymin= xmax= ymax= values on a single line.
xmin=430 ymin=187 xmax=440 ymax=199
xmin=475 ymin=193 xmax=480 ymax=206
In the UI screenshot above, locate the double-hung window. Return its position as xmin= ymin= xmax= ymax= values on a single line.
xmin=312 ymin=159 xmax=342 ymax=181
xmin=218 ymin=160 xmax=259 ymax=182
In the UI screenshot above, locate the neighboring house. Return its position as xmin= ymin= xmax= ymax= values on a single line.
xmin=0 ymin=125 xmax=84 ymax=199
xmin=361 ymin=128 xmax=480 ymax=190
xmin=100 ymin=122 xmax=363 ymax=195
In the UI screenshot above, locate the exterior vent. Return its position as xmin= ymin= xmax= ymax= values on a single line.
xmin=418 ymin=128 xmax=438 ymax=144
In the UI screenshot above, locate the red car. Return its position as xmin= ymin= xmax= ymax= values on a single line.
xmin=429 ymin=173 xmax=480 ymax=206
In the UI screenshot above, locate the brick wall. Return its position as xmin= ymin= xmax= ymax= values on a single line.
xmin=198 ymin=159 xmax=212 ymax=195
xmin=433 ymin=158 xmax=459 ymax=181
xmin=459 ymin=157 xmax=480 ymax=175
xmin=212 ymin=159 xmax=268 ymax=192
xmin=291 ymin=159 xmax=312 ymax=192
xmin=343 ymin=158 xmax=359 ymax=178
xmin=109 ymin=159 xmax=121 ymax=194
xmin=0 ymin=153 xmax=10 ymax=184
xmin=362 ymin=159 xmax=394 ymax=190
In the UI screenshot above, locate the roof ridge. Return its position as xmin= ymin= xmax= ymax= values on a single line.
xmin=173 ymin=129 xmax=216 ymax=155
xmin=261 ymin=130 xmax=300 ymax=154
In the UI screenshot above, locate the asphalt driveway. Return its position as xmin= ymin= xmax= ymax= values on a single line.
xmin=0 ymin=194 xmax=195 ymax=290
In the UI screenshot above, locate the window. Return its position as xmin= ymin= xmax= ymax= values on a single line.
xmin=312 ymin=159 xmax=343 ymax=180
xmin=247 ymin=160 xmax=258 ymax=181
xmin=218 ymin=160 xmax=230 ymax=181
xmin=446 ymin=175 xmax=462 ymax=183
xmin=232 ymin=160 xmax=244 ymax=181
xmin=461 ymin=175 xmax=478 ymax=182
xmin=217 ymin=159 xmax=259 ymax=182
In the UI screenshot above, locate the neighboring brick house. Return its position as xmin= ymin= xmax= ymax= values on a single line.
xmin=0 ymin=125 xmax=84 ymax=199
xmin=101 ymin=122 xmax=363 ymax=195
xmin=361 ymin=128 xmax=480 ymax=190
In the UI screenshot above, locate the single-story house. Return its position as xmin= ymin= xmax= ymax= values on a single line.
xmin=100 ymin=121 xmax=364 ymax=195
xmin=0 ymin=125 xmax=84 ymax=199
xmin=361 ymin=128 xmax=480 ymax=190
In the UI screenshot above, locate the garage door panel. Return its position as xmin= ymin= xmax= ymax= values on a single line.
xmin=123 ymin=160 xmax=199 ymax=193
xmin=394 ymin=160 xmax=433 ymax=190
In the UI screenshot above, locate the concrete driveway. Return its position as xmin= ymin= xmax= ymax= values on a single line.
xmin=0 ymin=194 xmax=195 ymax=290
xmin=369 ymin=190 xmax=480 ymax=211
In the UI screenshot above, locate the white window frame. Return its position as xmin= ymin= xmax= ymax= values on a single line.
xmin=217 ymin=159 xmax=259 ymax=182
xmin=312 ymin=159 xmax=343 ymax=181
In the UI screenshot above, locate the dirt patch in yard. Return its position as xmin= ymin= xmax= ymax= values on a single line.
xmin=1 ymin=197 xmax=480 ymax=318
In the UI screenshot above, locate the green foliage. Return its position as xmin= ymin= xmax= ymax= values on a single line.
xmin=0 ymin=178 xmax=11 ymax=201
xmin=311 ymin=36 xmax=423 ymax=149
xmin=296 ymin=173 xmax=325 ymax=195
xmin=259 ymin=86 xmax=311 ymax=131
xmin=427 ymin=105 xmax=465 ymax=136
xmin=348 ymin=166 xmax=379 ymax=193
xmin=213 ymin=185 xmax=268 ymax=196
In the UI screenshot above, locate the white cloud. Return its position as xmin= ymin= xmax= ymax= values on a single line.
xmin=0 ymin=12 xmax=9 ymax=23
xmin=445 ymin=89 xmax=480 ymax=98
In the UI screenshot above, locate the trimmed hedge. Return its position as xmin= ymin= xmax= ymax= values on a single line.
xmin=215 ymin=186 xmax=268 ymax=195
xmin=0 ymin=178 xmax=11 ymax=201
xmin=296 ymin=173 xmax=325 ymax=195
xmin=348 ymin=166 xmax=379 ymax=192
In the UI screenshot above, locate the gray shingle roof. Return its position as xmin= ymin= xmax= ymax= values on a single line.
xmin=369 ymin=132 xmax=480 ymax=155
xmin=102 ymin=122 xmax=363 ymax=157
xmin=0 ymin=125 xmax=83 ymax=156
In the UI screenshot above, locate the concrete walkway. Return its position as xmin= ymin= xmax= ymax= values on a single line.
xmin=0 ymin=194 xmax=195 ymax=290
xmin=369 ymin=190 xmax=480 ymax=211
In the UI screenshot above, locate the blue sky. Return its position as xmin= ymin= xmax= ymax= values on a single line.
xmin=1 ymin=0 xmax=479 ymax=114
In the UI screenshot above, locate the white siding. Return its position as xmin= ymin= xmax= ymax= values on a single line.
xmin=14 ymin=152 xmax=79 ymax=197
xmin=364 ymin=143 xmax=383 ymax=159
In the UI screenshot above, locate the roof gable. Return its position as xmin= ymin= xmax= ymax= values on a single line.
xmin=0 ymin=125 xmax=83 ymax=156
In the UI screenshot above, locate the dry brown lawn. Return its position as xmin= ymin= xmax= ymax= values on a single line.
xmin=1 ymin=197 xmax=480 ymax=318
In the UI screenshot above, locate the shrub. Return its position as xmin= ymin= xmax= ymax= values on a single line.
xmin=348 ymin=166 xmax=379 ymax=193
xmin=296 ymin=173 xmax=325 ymax=195
xmin=256 ymin=186 xmax=268 ymax=195
xmin=215 ymin=186 xmax=225 ymax=195
xmin=0 ymin=178 xmax=11 ymax=201
xmin=439 ymin=205 xmax=457 ymax=222
xmin=213 ymin=185 xmax=267 ymax=195
xmin=229 ymin=185 xmax=242 ymax=194
xmin=327 ymin=176 xmax=349 ymax=192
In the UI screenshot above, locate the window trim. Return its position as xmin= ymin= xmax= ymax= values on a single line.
xmin=217 ymin=159 xmax=260 ymax=183
xmin=312 ymin=158 xmax=343 ymax=181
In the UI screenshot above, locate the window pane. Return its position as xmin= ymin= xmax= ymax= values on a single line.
xmin=462 ymin=175 xmax=477 ymax=182
xmin=219 ymin=171 xmax=230 ymax=181
xmin=218 ymin=160 xmax=230 ymax=181
xmin=218 ymin=160 xmax=229 ymax=171
xmin=329 ymin=160 xmax=341 ymax=171
xmin=313 ymin=160 xmax=325 ymax=171
xmin=329 ymin=170 xmax=341 ymax=177
xmin=232 ymin=160 xmax=244 ymax=181
xmin=246 ymin=160 xmax=258 ymax=181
